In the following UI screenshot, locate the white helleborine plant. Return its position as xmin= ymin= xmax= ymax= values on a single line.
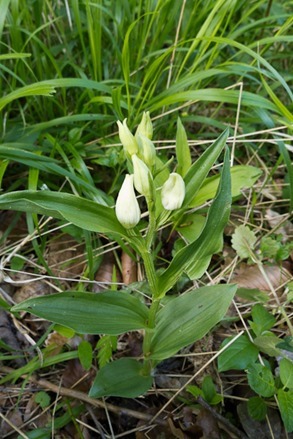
xmin=117 ymin=119 xmax=138 ymax=156
xmin=115 ymin=174 xmax=141 ymax=229
xmin=161 ymin=172 xmax=185 ymax=210
xmin=132 ymin=154 xmax=152 ymax=198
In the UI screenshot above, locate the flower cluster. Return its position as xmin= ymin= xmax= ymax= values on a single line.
xmin=115 ymin=113 xmax=185 ymax=229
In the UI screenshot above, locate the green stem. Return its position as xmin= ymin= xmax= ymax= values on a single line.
xmin=145 ymin=197 xmax=156 ymax=250
xmin=142 ymin=298 xmax=161 ymax=373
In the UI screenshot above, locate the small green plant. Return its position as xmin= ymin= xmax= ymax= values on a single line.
xmin=0 ymin=115 xmax=261 ymax=398
xmin=218 ymin=303 xmax=293 ymax=433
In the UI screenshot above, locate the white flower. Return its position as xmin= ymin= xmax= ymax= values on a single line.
xmin=135 ymin=111 xmax=153 ymax=139
xmin=132 ymin=154 xmax=152 ymax=198
xmin=161 ymin=173 xmax=185 ymax=210
xmin=117 ymin=119 xmax=138 ymax=156
xmin=136 ymin=134 xmax=156 ymax=168
xmin=115 ymin=174 xmax=141 ymax=228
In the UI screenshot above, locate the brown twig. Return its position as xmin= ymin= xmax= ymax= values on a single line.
xmin=197 ymin=396 xmax=248 ymax=439
xmin=0 ymin=366 xmax=166 ymax=426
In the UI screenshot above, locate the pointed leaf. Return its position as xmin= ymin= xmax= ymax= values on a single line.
xmin=247 ymin=396 xmax=267 ymax=421
xmin=247 ymin=363 xmax=275 ymax=397
xmin=183 ymin=128 xmax=229 ymax=207
xmin=157 ymin=147 xmax=231 ymax=296
xmin=11 ymin=291 xmax=149 ymax=335
xmin=0 ymin=190 xmax=127 ymax=237
xmin=279 ymin=358 xmax=293 ymax=390
xmin=0 ymin=146 xmax=107 ymax=203
xmin=149 ymin=284 xmax=236 ymax=360
xmin=277 ymin=389 xmax=293 ymax=432
xmin=176 ymin=117 xmax=191 ymax=177
xmin=218 ymin=335 xmax=259 ymax=372
xmin=190 ymin=165 xmax=262 ymax=207
xmin=89 ymin=358 xmax=153 ymax=398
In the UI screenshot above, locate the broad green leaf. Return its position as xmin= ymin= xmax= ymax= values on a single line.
xmin=279 ymin=358 xmax=293 ymax=389
xmin=249 ymin=304 xmax=276 ymax=336
xmin=247 ymin=396 xmax=267 ymax=421
xmin=183 ymin=128 xmax=229 ymax=208
xmin=253 ymin=333 xmax=282 ymax=357
xmin=231 ymin=225 xmax=256 ymax=259
xmin=11 ymin=291 xmax=149 ymax=335
xmin=89 ymin=358 xmax=153 ymax=398
xmin=0 ymin=191 xmax=127 ymax=237
xmin=78 ymin=341 xmax=93 ymax=371
xmin=0 ymin=146 xmax=108 ymax=204
xmin=236 ymin=287 xmax=269 ymax=303
xmin=277 ymin=389 xmax=293 ymax=432
xmin=202 ymin=376 xmax=223 ymax=405
xmin=176 ymin=213 xmax=206 ymax=243
xmin=176 ymin=117 xmax=191 ymax=177
xmin=218 ymin=335 xmax=259 ymax=372
xmin=157 ymin=147 xmax=231 ymax=296
xmin=190 ymin=165 xmax=262 ymax=207
xmin=247 ymin=363 xmax=276 ymax=398
xmin=149 ymin=284 xmax=236 ymax=360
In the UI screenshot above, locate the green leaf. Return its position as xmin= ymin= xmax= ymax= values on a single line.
xmin=11 ymin=291 xmax=149 ymax=335
xmin=218 ymin=334 xmax=259 ymax=372
xmin=247 ymin=396 xmax=267 ymax=421
xmin=236 ymin=287 xmax=269 ymax=303
xmin=278 ymin=141 xmax=293 ymax=212
xmin=249 ymin=304 xmax=276 ymax=336
xmin=183 ymin=128 xmax=229 ymax=208
xmin=187 ymin=385 xmax=203 ymax=399
xmin=176 ymin=213 xmax=206 ymax=243
xmin=231 ymin=225 xmax=256 ymax=259
xmin=260 ymin=236 xmax=281 ymax=260
xmin=247 ymin=363 xmax=276 ymax=398
xmin=279 ymin=358 xmax=293 ymax=390
xmin=276 ymin=336 xmax=293 ymax=353
xmin=157 ymin=147 xmax=231 ymax=295
xmin=149 ymin=284 xmax=236 ymax=360
xmin=78 ymin=340 xmax=93 ymax=371
xmin=96 ymin=335 xmax=117 ymax=368
xmin=277 ymin=389 xmax=293 ymax=432
xmin=202 ymin=376 xmax=223 ymax=405
xmin=0 ymin=146 xmax=107 ymax=204
xmin=253 ymin=333 xmax=282 ymax=357
xmin=191 ymin=165 xmax=262 ymax=207
xmin=0 ymin=191 xmax=127 ymax=237
xmin=176 ymin=117 xmax=192 ymax=177
xmin=34 ymin=391 xmax=51 ymax=409
xmin=0 ymin=78 xmax=111 ymax=112
xmin=89 ymin=358 xmax=153 ymax=398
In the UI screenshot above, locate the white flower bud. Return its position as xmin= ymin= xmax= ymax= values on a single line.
xmin=115 ymin=174 xmax=141 ymax=229
xmin=136 ymin=134 xmax=156 ymax=168
xmin=132 ymin=154 xmax=152 ymax=198
xmin=117 ymin=119 xmax=138 ymax=156
xmin=135 ymin=111 xmax=153 ymax=139
xmin=161 ymin=173 xmax=185 ymax=210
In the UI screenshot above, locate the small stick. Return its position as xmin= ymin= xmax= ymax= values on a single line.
xmin=197 ymin=396 xmax=249 ymax=439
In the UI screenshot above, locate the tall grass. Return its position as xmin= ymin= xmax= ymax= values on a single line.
xmin=0 ymin=0 xmax=292 ymax=203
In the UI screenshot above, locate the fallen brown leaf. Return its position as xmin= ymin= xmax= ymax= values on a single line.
xmin=233 ymin=263 xmax=291 ymax=292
